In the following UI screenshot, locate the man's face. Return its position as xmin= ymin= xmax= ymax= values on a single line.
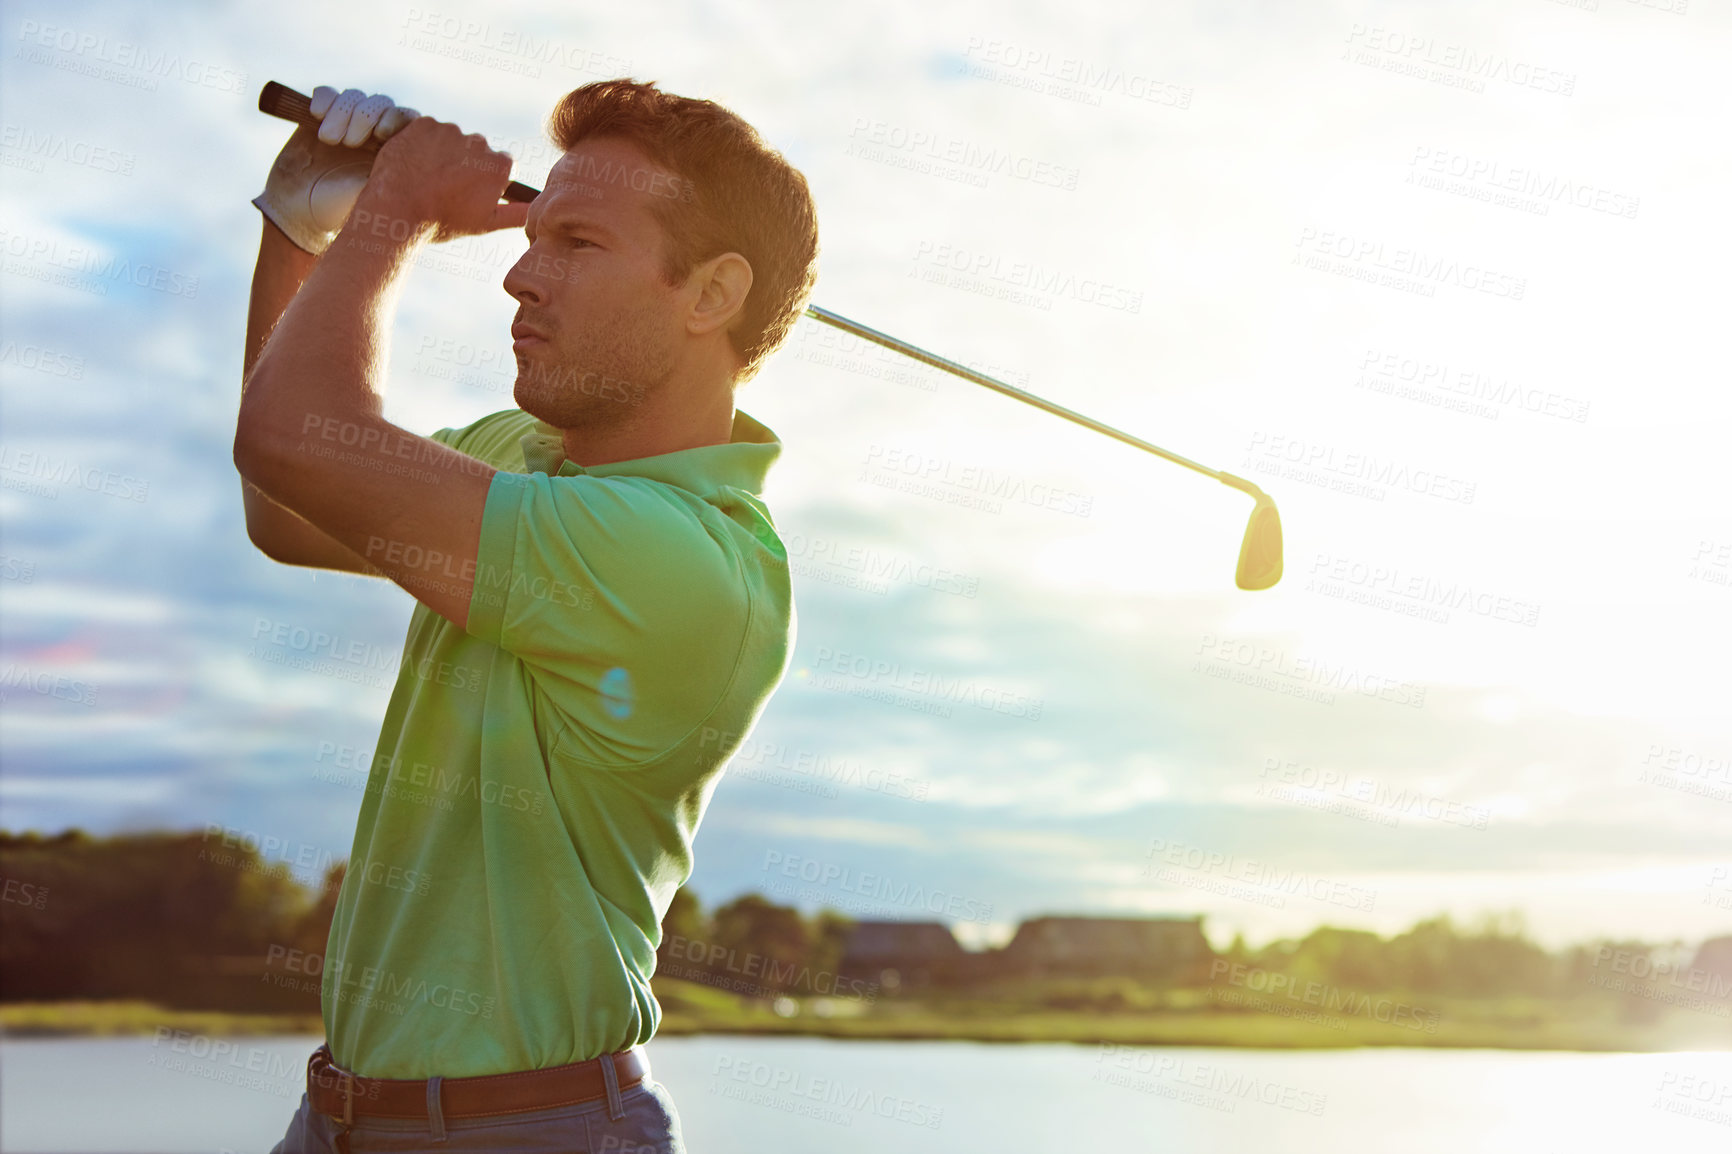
xmin=502 ymin=137 xmax=690 ymax=428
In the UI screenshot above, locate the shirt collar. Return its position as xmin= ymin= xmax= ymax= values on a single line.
xmin=517 ymin=410 xmax=782 ymax=497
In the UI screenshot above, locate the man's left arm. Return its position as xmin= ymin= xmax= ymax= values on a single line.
xmin=233 ymin=115 xmax=531 ymax=628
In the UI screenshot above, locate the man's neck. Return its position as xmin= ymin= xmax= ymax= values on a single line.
xmin=558 ymin=385 xmax=736 ymax=468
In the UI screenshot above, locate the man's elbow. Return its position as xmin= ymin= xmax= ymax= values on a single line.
xmin=234 ymin=439 xmax=296 ymax=564
xmin=233 ymin=381 xmax=305 ymax=486
xmin=244 ymin=517 xmax=288 ymax=564
xmin=233 ymin=426 xmax=296 ymax=494
xmin=233 ymin=426 xmax=269 ymax=486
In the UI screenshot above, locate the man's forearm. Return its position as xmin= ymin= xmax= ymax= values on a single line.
xmin=238 ymin=218 xmax=389 ymax=571
xmin=244 ymin=217 xmax=320 ymax=384
xmin=236 ymin=205 xmax=431 ymax=471
xmin=239 ymin=217 xmax=317 ymax=536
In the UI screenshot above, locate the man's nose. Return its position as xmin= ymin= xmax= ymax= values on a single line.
xmin=502 ymin=252 xmax=547 ymax=306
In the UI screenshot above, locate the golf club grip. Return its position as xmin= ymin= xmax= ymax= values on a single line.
xmin=258 ymin=81 xmax=539 ymax=203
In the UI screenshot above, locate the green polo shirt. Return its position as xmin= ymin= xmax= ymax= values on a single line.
xmin=321 ymin=407 xmax=794 ymax=1079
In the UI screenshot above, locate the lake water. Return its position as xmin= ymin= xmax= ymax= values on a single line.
xmin=2 ymin=1035 xmax=1729 ymax=1152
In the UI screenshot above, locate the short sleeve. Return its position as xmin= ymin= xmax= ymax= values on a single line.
xmin=465 ymin=470 xmax=751 ymax=767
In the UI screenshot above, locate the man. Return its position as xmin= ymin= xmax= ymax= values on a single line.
xmin=238 ymin=79 xmax=818 ymax=1152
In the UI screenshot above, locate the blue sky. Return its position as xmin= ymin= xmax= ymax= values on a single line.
xmin=1 ymin=0 xmax=1728 ymax=951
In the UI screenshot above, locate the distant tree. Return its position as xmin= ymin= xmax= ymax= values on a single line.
xmin=0 ymin=828 xmax=318 ymax=1006
xmin=807 ymin=908 xmax=856 ymax=981
xmin=1225 ymin=912 xmax=1566 ymax=998
xmin=660 ymin=884 xmax=707 ymax=948
xmin=1286 ymin=926 xmax=1393 ymax=990
xmin=708 ymin=894 xmax=812 ymax=994
xmin=1384 ymin=911 xmax=1556 ymax=996
xmin=284 ymin=863 xmax=346 ymax=960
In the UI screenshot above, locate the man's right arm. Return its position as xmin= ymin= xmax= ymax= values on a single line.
xmin=238 ymin=215 xmax=385 ymax=575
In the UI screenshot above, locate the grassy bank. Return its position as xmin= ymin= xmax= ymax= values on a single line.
xmin=6 ymin=978 xmax=1727 ymax=1051
xmin=0 ymin=1000 xmax=322 ymax=1038
xmin=651 ymin=977 xmax=1731 ymax=1052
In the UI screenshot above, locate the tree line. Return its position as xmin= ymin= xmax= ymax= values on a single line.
xmin=0 ymin=828 xmax=1712 ymax=1012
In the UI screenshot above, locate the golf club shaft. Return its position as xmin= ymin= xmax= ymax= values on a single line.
xmin=801 ymin=304 xmax=1250 ymax=491
xmin=259 ymin=80 xmax=1262 ymax=500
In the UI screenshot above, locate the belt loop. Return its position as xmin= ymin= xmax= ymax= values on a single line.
xmin=427 ymin=1074 xmax=447 ymax=1142
xmin=334 ymin=1071 xmax=354 ymax=1154
xmin=599 ymin=1051 xmax=625 ymax=1121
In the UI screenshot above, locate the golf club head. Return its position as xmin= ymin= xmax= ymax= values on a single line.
xmin=1235 ymin=495 xmax=1284 ymax=591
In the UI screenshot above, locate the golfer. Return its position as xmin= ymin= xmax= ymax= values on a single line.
xmin=237 ymin=79 xmax=817 ymax=1152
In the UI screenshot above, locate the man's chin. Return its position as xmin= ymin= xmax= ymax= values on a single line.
xmin=512 ymin=377 xmax=553 ymax=423
xmin=513 ymin=374 xmax=609 ymax=430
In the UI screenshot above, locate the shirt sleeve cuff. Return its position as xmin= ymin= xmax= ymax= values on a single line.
xmin=466 ymin=470 xmax=526 ymax=646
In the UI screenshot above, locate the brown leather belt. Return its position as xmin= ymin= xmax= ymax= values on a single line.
xmin=306 ymin=1042 xmax=649 ymax=1124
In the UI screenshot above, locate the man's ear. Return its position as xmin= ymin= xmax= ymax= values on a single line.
xmin=686 ymin=252 xmax=753 ymax=338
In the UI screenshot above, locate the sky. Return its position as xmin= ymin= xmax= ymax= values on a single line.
xmin=1 ymin=0 xmax=1728 ymax=953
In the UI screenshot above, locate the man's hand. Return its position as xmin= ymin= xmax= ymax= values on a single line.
xmin=343 ymin=117 xmax=530 ymax=247
xmin=252 ymin=86 xmax=422 ymax=256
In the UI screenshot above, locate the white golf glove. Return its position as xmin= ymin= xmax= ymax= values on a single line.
xmin=252 ymin=86 xmax=423 ymax=255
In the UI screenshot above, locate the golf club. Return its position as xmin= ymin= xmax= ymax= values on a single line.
xmin=797 ymin=306 xmax=1283 ymax=592
xmin=258 ymin=80 xmax=1284 ymax=591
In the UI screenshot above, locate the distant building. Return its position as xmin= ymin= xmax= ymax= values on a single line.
xmin=838 ymin=914 xmax=1217 ymax=989
xmin=838 ymin=920 xmax=967 ymax=991
xmin=993 ymin=915 xmax=1213 ymax=982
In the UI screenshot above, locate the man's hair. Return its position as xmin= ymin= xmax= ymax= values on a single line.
xmin=546 ymin=78 xmax=819 ymax=384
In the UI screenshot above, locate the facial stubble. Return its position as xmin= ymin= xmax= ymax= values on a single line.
xmin=512 ymin=293 xmax=680 ymax=433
